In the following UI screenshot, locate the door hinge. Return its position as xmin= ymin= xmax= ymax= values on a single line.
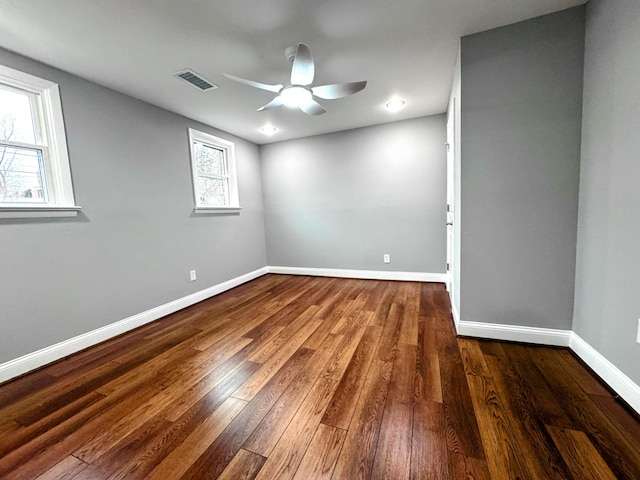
xmin=446 ymin=263 xmax=450 ymax=271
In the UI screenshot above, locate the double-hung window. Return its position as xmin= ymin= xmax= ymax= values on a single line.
xmin=0 ymin=65 xmax=79 ymax=217
xmin=188 ymin=128 xmax=240 ymax=212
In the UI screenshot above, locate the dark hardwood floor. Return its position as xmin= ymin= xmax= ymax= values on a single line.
xmin=1 ymin=274 xmax=639 ymax=479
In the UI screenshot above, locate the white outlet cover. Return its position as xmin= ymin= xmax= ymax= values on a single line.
xmin=190 ymin=270 xmax=197 ymax=281
xmin=383 ymin=254 xmax=390 ymax=263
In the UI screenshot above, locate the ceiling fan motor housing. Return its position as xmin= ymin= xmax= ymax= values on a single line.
xmin=285 ymin=45 xmax=297 ymax=63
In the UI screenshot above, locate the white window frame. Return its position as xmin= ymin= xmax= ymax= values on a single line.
xmin=0 ymin=64 xmax=80 ymax=218
xmin=188 ymin=128 xmax=240 ymax=213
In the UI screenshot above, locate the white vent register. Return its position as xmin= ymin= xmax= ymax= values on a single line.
xmin=174 ymin=69 xmax=218 ymax=91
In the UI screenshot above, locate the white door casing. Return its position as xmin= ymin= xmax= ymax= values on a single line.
xmin=446 ymin=98 xmax=455 ymax=290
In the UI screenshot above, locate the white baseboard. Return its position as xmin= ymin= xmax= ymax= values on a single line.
xmin=452 ymin=317 xmax=640 ymax=414
xmin=456 ymin=320 xmax=572 ymax=347
xmin=450 ymin=296 xmax=461 ymax=329
xmin=4 ymin=266 xmax=638 ymax=416
xmin=0 ymin=267 xmax=268 ymax=384
xmin=267 ymin=266 xmax=447 ymax=283
xmin=570 ymin=332 xmax=640 ymax=414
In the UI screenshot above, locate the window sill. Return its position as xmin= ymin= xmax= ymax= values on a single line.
xmin=194 ymin=206 xmax=242 ymax=214
xmin=0 ymin=205 xmax=82 ymax=219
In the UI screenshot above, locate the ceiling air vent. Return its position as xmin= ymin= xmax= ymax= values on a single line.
xmin=174 ymin=69 xmax=218 ymax=91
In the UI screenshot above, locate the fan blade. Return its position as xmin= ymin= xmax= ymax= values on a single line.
xmin=290 ymin=43 xmax=315 ymax=86
xmin=223 ymin=73 xmax=283 ymax=93
xmin=257 ymin=96 xmax=284 ymax=111
xmin=299 ymin=99 xmax=326 ymax=115
xmin=312 ymin=81 xmax=367 ymax=99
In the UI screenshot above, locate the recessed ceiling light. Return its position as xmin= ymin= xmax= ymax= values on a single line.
xmin=260 ymin=125 xmax=277 ymax=136
xmin=385 ymin=98 xmax=406 ymax=112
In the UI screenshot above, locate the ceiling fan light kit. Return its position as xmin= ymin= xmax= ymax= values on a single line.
xmin=224 ymin=43 xmax=367 ymax=116
xmin=280 ymin=86 xmax=312 ymax=107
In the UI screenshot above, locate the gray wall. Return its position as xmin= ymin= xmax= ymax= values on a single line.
xmin=460 ymin=7 xmax=585 ymax=328
xmin=573 ymin=0 xmax=640 ymax=385
xmin=261 ymin=116 xmax=447 ymax=273
xmin=0 ymin=48 xmax=267 ymax=363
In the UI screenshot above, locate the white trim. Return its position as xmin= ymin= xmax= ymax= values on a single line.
xmin=453 ymin=318 xmax=640 ymax=414
xmin=194 ymin=206 xmax=241 ymax=214
xmin=267 ymin=266 xmax=447 ymax=283
xmin=0 ymin=64 xmax=54 ymax=92
xmin=449 ymin=288 xmax=460 ymax=328
xmin=0 ymin=267 xmax=268 ymax=384
xmin=3 ymin=265 xmax=637 ymax=415
xmin=0 ymin=205 xmax=81 ymax=218
xmin=0 ymin=64 xmax=77 ymax=208
xmin=456 ymin=320 xmax=572 ymax=347
xmin=188 ymin=128 xmax=240 ymax=210
xmin=570 ymin=332 xmax=640 ymax=414
xmin=41 ymin=82 xmax=76 ymax=206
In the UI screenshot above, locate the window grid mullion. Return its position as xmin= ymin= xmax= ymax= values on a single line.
xmin=0 ymin=139 xmax=48 ymax=151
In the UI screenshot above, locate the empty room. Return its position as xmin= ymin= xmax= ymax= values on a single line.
xmin=1 ymin=0 xmax=639 ymax=478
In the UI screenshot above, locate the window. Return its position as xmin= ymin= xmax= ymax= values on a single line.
xmin=188 ymin=128 xmax=240 ymax=212
xmin=0 ymin=65 xmax=79 ymax=217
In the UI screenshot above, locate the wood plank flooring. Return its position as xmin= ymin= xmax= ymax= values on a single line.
xmin=1 ymin=274 xmax=640 ymax=479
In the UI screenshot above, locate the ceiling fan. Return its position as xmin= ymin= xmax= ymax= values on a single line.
xmin=224 ymin=43 xmax=367 ymax=116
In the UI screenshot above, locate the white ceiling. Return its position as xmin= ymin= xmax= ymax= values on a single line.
xmin=0 ymin=0 xmax=585 ymax=145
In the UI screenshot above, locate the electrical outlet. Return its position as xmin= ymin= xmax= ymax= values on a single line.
xmin=190 ymin=270 xmax=197 ymax=282
xmin=383 ymin=254 xmax=391 ymax=264
xmin=637 ymin=319 xmax=640 ymax=344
